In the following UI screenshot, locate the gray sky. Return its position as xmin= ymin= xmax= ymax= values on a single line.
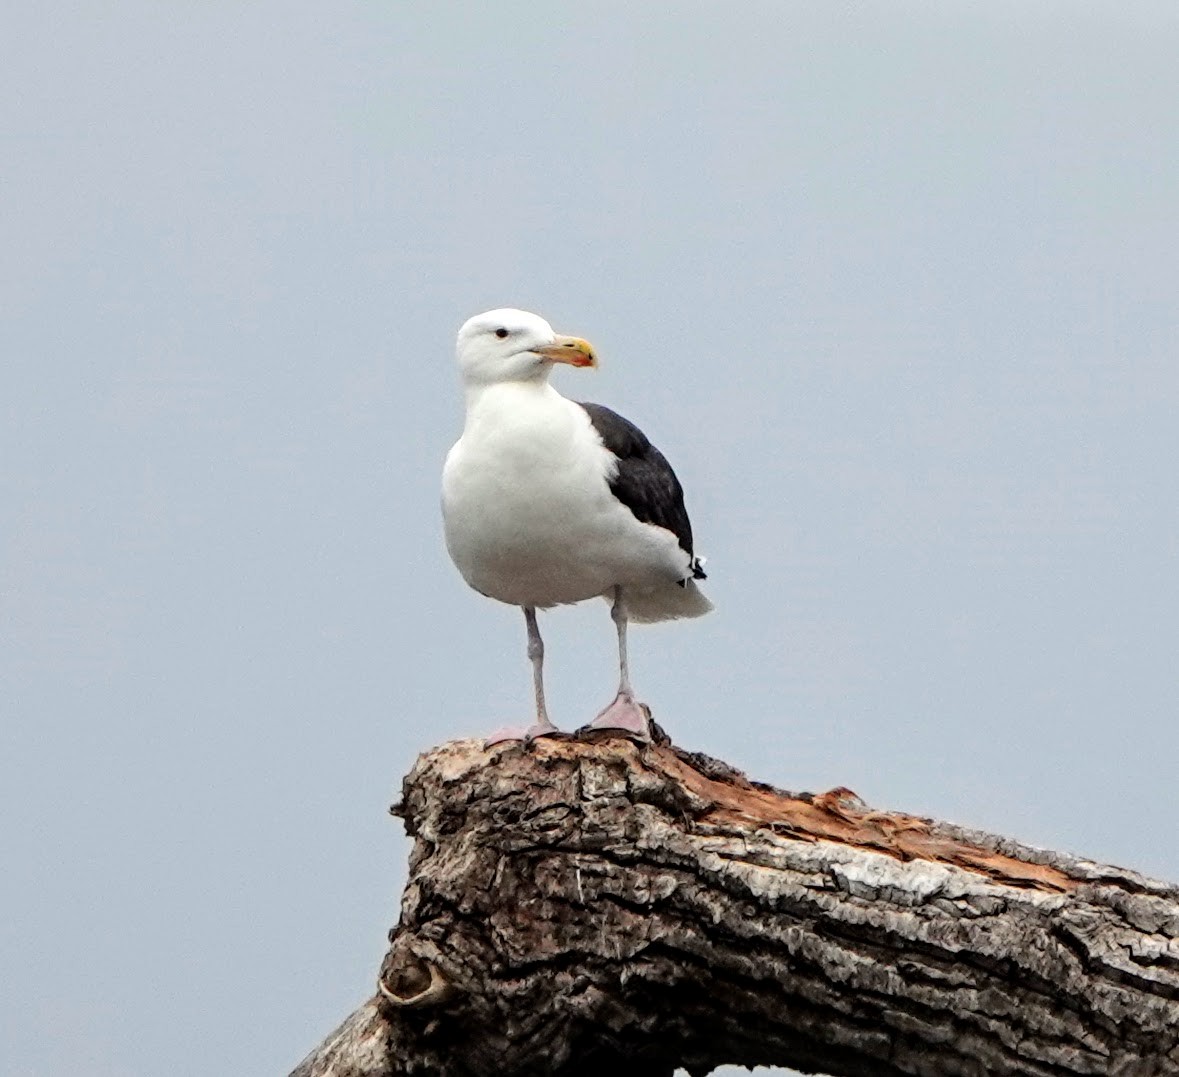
xmin=3 ymin=4 xmax=1178 ymax=1075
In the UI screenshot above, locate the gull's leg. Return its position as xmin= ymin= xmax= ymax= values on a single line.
xmin=484 ymin=607 xmax=563 ymax=746
xmin=523 ymin=606 xmax=560 ymax=739
xmin=582 ymin=586 xmax=651 ymax=740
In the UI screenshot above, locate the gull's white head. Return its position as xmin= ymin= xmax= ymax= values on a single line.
xmin=455 ymin=308 xmax=597 ymax=387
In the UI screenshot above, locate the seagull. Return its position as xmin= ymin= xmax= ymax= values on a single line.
xmin=441 ymin=308 xmax=711 ymax=743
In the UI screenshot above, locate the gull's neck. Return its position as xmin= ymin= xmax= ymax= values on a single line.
xmin=460 ymin=378 xmax=568 ymax=438
xmin=463 ymin=374 xmax=558 ymax=412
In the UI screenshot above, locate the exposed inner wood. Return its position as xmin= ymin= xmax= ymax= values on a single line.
xmin=622 ymin=738 xmax=1077 ymax=893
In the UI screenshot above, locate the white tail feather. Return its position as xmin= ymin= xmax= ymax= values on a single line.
xmin=622 ymin=579 xmax=713 ymax=624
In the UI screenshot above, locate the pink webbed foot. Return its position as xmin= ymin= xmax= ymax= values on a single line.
xmin=580 ymin=691 xmax=652 ymax=742
xmin=483 ymin=720 xmax=563 ymax=748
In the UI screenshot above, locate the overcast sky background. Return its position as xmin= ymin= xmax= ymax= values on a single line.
xmin=4 ymin=4 xmax=1179 ymax=1075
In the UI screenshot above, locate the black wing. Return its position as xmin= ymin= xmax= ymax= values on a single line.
xmin=578 ymin=402 xmax=706 ymax=581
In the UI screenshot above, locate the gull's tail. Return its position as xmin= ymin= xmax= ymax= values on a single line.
xmin=621 ymin=579 xmax=713 ymax=624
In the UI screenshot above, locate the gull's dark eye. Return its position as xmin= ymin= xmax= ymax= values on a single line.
xmin=495 ymin=327 xmax=509 ymax=339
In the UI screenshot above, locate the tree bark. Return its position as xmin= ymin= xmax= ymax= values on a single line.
xmin=290 ymin=731 xmax=1179 ymax=1077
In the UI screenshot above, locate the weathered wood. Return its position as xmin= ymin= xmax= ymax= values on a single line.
xmin=291 ymin=731 xmax=1179 ymax=1077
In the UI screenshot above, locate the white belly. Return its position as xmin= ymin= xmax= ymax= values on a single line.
xmin=441 ymin=385 xmax=688 ymax=608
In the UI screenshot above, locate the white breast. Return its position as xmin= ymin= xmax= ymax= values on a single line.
xmin=442 ymin=382 xmax=688 ymax=609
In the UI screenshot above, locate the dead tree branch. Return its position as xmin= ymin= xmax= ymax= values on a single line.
xmin=291 ymin=733 xmax=1179 ymax=1076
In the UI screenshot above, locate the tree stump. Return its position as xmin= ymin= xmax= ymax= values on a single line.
xmin=290 ymin=731 xmax=1179 ymax=1076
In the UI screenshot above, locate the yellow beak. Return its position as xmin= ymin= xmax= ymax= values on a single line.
xmin=534 ymin=335 xmax=597 ymax=368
